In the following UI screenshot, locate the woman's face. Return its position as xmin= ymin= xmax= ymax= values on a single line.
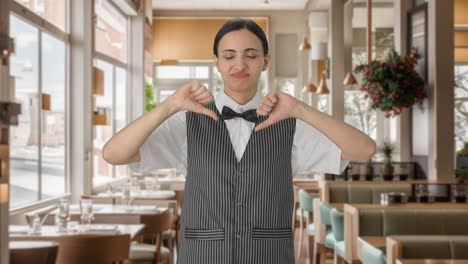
xmin=215 ymin=29 xmax=270 ymax=95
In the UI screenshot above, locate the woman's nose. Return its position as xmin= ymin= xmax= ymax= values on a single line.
xmin=233 ymin=57 xmax=248 ymax=71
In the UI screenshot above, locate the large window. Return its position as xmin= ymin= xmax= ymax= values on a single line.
xmin=9 ymin=13 xmax=67 ymax=208
xmin=93 ymin=0 xmax=129 ymax=186
xmin=93 ymin=60 xmax=128 ymax=186
xmin=154 ymin=62 xmax=268 ymax=103
xmin=455 ymin=64 xmax=468 ymax=152
xmin=345 ymin=0 xmax=395 ymax=157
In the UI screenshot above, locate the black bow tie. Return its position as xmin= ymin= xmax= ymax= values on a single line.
xmin=221 ymin=106 xmax=258 ymax=123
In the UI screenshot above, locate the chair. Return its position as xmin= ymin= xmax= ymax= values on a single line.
xmin=330 ymin=208 xmax=345 ymax=264
xmin=9 ymin=241 xmax=58 ymax=264
xmin=314 ymin=201 xmax=335 ymax=264
xmin=129 ymin=209 xmax=174 ymax=264
xmin=13 ymin=234 xmax=131 ymax=264
xmin=173 ymin=190 xmax=184 ymax=250
xmin=130 ymin=198 xmax=177 ymax=258
xmin=297 ymin=189 xmax=316 ymax=264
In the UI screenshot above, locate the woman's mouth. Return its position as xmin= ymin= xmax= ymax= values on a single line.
xmin=231 ymin=72 xmax=249 ymax=79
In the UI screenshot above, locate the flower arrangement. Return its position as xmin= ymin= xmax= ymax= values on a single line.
xmin=354 ymin=49 xmax=427 ymax=117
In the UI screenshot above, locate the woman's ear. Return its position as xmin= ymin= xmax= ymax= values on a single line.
xmin=262 ymin=54 xmax=270 ymax=71
xmin=214 ymin=55 xmax=220 ymax=71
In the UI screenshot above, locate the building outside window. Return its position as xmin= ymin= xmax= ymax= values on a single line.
xmin=9 ymin=2 xmax=68 ymax=208
xmin=93 ymin=0 xmax=129 ymax=186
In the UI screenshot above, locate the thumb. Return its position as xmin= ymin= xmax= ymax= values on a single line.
xmin=255 ymin=117 xmax=275 ymax=131
xmin=195 ymin=104 xmax=219 ymax=121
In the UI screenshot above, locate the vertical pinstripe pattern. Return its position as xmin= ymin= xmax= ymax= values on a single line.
xmin=177 ymin=102 xmax=296 ymax=264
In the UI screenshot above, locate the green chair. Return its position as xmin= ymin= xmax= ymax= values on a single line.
xmin=298 ymin=189 xmax=316 ymax=264
xmin=330 ymin=208 xmax=345 ymax=262
xmin=315 ymin=201 xmax=335 ymax=264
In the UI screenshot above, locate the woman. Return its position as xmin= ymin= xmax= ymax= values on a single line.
xmin=103 ymin=18 xmax=375 ymax=264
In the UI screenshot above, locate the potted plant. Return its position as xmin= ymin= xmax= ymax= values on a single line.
xmin=381 ymin=141 xmax=395 ymax=181
xmin=455 ymin=168 xmax=468 ymax=184
xmin=454 ymin=168 xmax=468 ymax=203
xmin=360 ymin=158 xmax=374 ymax=181
xmin=354 ymin=49 xmax=426 ymax=118
xmin=348 ymin=164 xmax=361 ymax=181
xmin=145 ymin=82 xmax=157 ymax=112
xmin=456 ymin=142 xmax=468 ymax=168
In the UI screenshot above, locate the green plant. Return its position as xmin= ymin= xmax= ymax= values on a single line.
xmin=145 ymin=82 xmax=156 ymax=112
xmin=457 ymin=142 xmax=468 ymax=157
xmin=364 ymin=157 xmax=373 ymax=167
xmin=381 ymin=141 xmax=395 ymax=167
xmin=354 ymin=49 xmax=426 ymax=118
xmin=455 ymin=168 xmax=468 ymax=183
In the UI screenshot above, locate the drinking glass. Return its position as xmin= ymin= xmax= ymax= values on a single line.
xmin=56 ymin=198 xmax=70 ymax=232
xmin=416 ymin=184 xmax=430 ymax=203
xmin=79 ymin=198 xmax=94 ymax=230
xmin=144 ymin=176 xmax=156 ymax=193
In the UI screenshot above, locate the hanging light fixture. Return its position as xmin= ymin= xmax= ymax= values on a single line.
xmin=316 ymin=71 xmax=329 ymax=94
xmin=298 ymin=36 xmax=311 ymax=51
xmin=343 ymin=71 xmax=357 ymax=86
xmin=343 ymin=0 xmax=372 ymax=87
xmin=302 ymin=81 xmax=317 ymax=93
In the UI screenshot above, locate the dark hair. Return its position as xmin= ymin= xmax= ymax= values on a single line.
xmin=213 ymin=18 xmax=269 ymax=57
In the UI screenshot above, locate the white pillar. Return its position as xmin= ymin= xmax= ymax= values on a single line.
xmin=329 ymin=0 xmax=345 ymax=120
xmin=0 ymin=1 xmax=11 ymax=262
xmin=427 ymin=0 xmax=454 ymax=180
xmin=129 ymin=16 xmax=145 ymax=121
xmin=69 ymin=0 xmax=94 ymax=201
xmin=394 ymin=0 xmax=413 ymax=161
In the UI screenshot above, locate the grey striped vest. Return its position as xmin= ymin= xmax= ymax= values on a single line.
xmin=177 ymin=102 xmax=296 ymax=264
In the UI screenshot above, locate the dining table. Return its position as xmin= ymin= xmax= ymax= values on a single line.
xmin=50 ymin=204 xmax=169 ymax=224
xmin=9 ymin=224 xmax=145 ymax=240
xmin=396 ymin=260 xmax=468 ymax=264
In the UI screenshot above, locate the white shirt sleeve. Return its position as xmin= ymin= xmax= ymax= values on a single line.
xmin=128 ymin=111 xmax=187 ymax=175
xmin=291 ymin=119 xmax=349 ymax=177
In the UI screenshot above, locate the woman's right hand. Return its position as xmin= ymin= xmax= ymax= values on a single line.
xmin=168 ymin=80 xmax=218 ymax=121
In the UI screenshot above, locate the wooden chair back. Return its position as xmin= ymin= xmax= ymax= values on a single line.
xmin=15 ymin=234 xmax=131 ymax=264
xmin=139 ymin=209 xmax=174 ymax=262
xmin=9 ymin=241 xmax=58 ymax=264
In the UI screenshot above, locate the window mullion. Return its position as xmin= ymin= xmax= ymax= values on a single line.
xmin=112 ymin=64 xmax=117 ymax=178
xmin=38 ymin=30 xmax=43 ymax=201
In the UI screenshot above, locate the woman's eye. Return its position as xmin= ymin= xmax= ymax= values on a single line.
xmin=247 ymin=55 xmax=257 ymax=59
xmin=224 ymin=57 xmax=234 ymax=60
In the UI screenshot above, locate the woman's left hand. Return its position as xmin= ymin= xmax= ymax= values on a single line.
xmin=255 ymin=92 xmax=302 ymax=131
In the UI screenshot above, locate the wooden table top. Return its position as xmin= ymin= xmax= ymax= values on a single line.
xmin=346 ymin=203 xmax=468 ymax=210
xmin=52 ymin=204 xmax=168 ymax=216
xmin=9 ymin=240 xmax=59 ymax=250
xmin=94 ymin=190 xmax=176 ymax=200
xmin=322 ymin=180 xmax=460 ymax=185
xmin=9 ymin=224 xmax=145 ymax=240
xmin=397 ymin=259 xmax=468 ymax=264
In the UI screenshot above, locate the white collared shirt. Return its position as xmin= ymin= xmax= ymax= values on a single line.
xmin=129 ymin=90 xmax=349 ymax=177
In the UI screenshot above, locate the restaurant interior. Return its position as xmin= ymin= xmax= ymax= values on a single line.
xmin=0 ymin=0 xmax=467 ymax=263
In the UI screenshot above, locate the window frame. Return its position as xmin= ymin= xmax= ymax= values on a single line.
xmin=92 ymin=0 xmax=130 ymax=186
xmin=9 ymin=0 xmax=70 ymax=210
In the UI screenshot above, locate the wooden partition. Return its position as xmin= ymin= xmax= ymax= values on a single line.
xmin=152 ymin=17 xmax=268 ymax=61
